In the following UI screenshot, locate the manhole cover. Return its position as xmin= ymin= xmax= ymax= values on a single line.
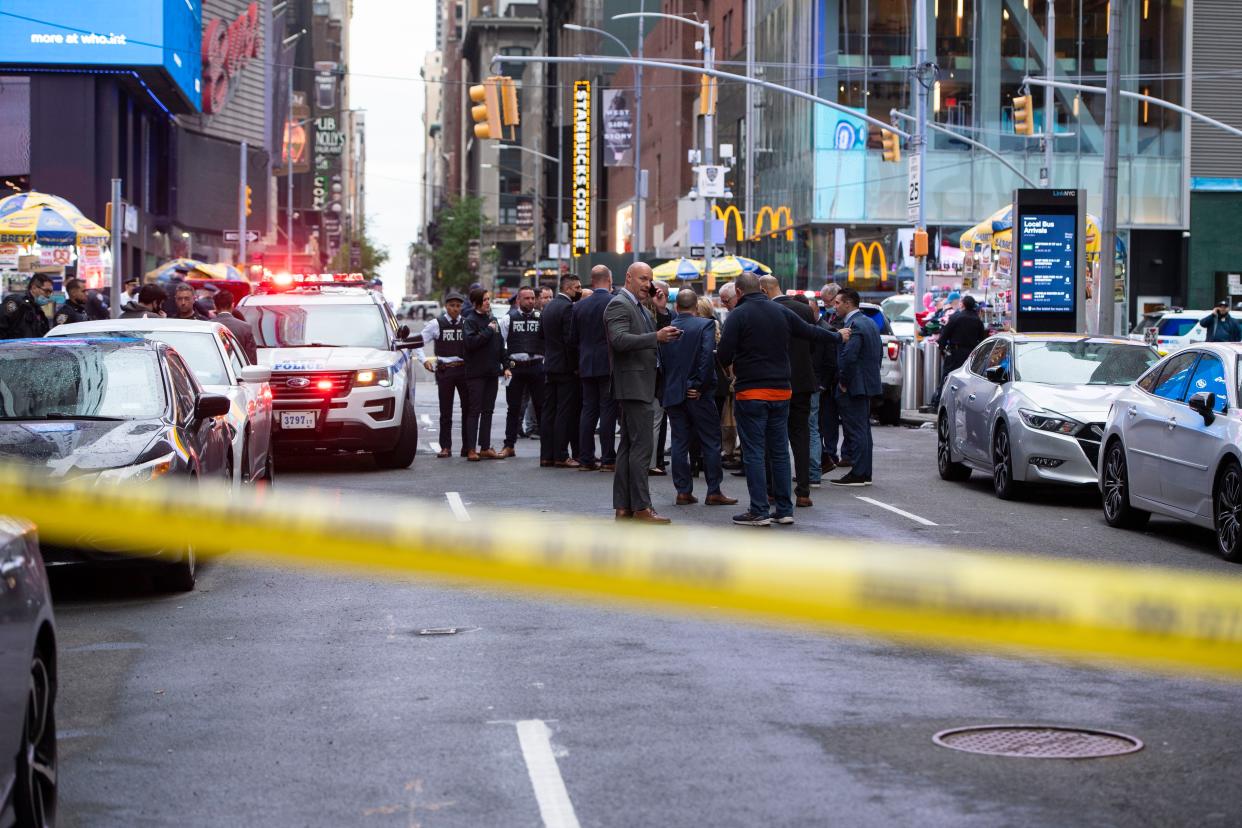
xmin=932 ymin=725 xmax=1143 ymax=759
xmin=414 ymin=626 xmax=478 ymax=636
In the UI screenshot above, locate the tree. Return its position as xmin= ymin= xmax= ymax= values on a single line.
xmin=431 ymin=196 xmax=489 ymax=290
xmin=330 ymin=219 xmax=389 ymax=280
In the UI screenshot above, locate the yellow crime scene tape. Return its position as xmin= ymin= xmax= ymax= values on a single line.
xmin=5 ymin=460 xmax=1242 ymax=679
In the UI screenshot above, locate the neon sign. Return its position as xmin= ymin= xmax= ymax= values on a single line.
xmin=571 ymin=80 xmax=591 ymax=257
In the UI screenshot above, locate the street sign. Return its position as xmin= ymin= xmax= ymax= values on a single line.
xmin=906 ymin=155 xmax=921 ymax=224
xmin=224 ymin=230 xmax=261 ymax=243
xmin=690 ymin=245 xmax=726 ymax=258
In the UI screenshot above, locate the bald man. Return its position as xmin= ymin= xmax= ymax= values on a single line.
xmin=604 ymin=262 xmax=681 ymax=523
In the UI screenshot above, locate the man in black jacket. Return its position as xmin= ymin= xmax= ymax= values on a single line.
xmin=938 ymin=295 xmax=987 ymax=374
xmin=573 ymin=265 xmax=618 ymax=470
xmin=1200 ymin=300 xmax=1242 ymax=342
xmin=539 ymin=274 xmax=582 ymax=467
xmin=764 ymin=277 xmax=817 ymax=507
xmin=0 ymin=274 xmax=53 ymax=339
xmin=53 ymin=278 xmax=91 ymax=327
xmin=717 ymin=273 xmax=847 ymax=527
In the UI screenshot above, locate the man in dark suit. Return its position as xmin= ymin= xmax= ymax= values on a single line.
xmin=659 ymin=289 xmax=737 ymax=507
xmin=765 ymin=276 xmax=817 ymax=507
xmin=573 ymin=265 xmax=618 ymax=470
xmin=831 ymin=287 xmax=882 ymax=486
xmin=539 ymin=274 xmax=582 ymax=467
xmin=605 ymin=262 xmax=680 ymax=523
xmin=213 ymin=290 xmax=259 ymax=362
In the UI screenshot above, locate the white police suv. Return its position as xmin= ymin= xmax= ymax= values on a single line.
xmin=237 ymin=274 xmax=419 ymax=468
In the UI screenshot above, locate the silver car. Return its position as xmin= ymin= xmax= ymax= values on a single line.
xmin=1099 ymin=343 xmax=1242 ymax=561
xmin=937 ymin=334 xmax=1160 ymax=499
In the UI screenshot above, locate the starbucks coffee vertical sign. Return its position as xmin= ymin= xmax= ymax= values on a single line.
xmin=571 ymin=80 xmax=592 ymax=257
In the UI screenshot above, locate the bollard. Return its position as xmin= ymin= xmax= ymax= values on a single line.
xmin=901 ymin=341 xmax=921 ymax=410
xmin=921 ymin=340 xmax=942 ymax=408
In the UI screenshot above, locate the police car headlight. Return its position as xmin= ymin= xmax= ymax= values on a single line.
xmin=354 ymin=367 xmax=392 ymax=387
xmin=96 ymin=452 xmax=177 ymax=484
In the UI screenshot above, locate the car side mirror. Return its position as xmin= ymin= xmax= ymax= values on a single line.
xmin=1188 ymin=391 xmax=1217 ymax=425
xmin=195 ymin=393 xmax=231 ymax=421
xmin=239 ymin=365 xmax=271 ymax=383
xmin=397 ymin=324 xmax=411 ymax=341
xmin=984 ymin=364 xmax=1008 ymax=384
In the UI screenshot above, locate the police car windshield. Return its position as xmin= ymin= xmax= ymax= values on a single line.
xmin=0 ymin=344 xmax=165 ymax=419
xmin=240 ymin=304 xmax=389 ymax=349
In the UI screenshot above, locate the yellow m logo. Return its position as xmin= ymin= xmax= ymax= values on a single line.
xmin=712 ymin=204 xmax=745 ymax=242
xmin=847 ymin=241 xmax=887 ymax=283
xmin=753 ymin=205 xmax=794 ymax=241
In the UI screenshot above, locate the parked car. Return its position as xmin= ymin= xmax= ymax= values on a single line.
xmin=0 ymin=518 xmax=56 ymax=828
xmin=937 ymin=333 xmax=1160 ymax=499
xmin=1099 ymin=343 xmax=1242 ymax=561
xmin=48 ymin=319 xmax=274 ymax=488
xmin=1147 ymin=309 xmax=1242 ymax=355
xmin=395 ymin=300 xmax=441 ymax=322
xmin=880 ymin=293 xmax=917 ymax=340
xmin=858 ymin=302 xmax=903 ymax=425
xmin=0 ymin=338 xmax=232 ymax=590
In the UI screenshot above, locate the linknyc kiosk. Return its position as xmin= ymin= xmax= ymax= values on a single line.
xmin=1013 ymin=188 xmax=1087 ymax=333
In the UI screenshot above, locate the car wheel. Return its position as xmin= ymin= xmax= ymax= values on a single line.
xmin=14 ymin=649 xmax=56 ymax=828
xmin=937 ymin=411 xmax=971 ymax=481
xmin=1102 ymin=440 xmax=1150 ymax=529
xmin=992 ymin=422 xmax=1021 ymax=500
xmin=1214 ymin=460 xmax=1242 ymax=562
xmin=375 ymin=400 xmax=419 ymax=469
xmin=157 ymin=545 xmax=196 ymax=592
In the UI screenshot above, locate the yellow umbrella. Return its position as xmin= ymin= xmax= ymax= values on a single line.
xmin=652 ymin=257 xmax=749 ymax=280
xmin=0 ymin=204 xmax=110 ymax=246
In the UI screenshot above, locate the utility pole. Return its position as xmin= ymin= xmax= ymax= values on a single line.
xmin=109 ymin=178 xmax=123 ymax=319
xmin=238 ymin=140 xmax=248 ymax=266
xmin=1042 ymin=0 xmax=1055 ymax=187
xmin=744 ymin=0 xmax=755 ymax=259
xmin=913 ymin=0 xmax=929 ymax=304
xmin=701 ymin=23 xmax=715 ymax=280
xmin=556 ymin=82 xmax=564 ymax=276
xmin=1098 ymin=0 xmax=1122 ymax=335
xmin=634 ymin=1 xmax=645 ymax=263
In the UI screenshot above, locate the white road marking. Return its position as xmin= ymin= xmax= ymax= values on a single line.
xmin=419 ymin=413 xmax=433 ymax=427
xmin=445 ymin=491 xmax=470 ymax=521
xmin=856 ymin=496 xmax=939 ymax=526
xmin=515 ymin=719 xmax=580 ymax=828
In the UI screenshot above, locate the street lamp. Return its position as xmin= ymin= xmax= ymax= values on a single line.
xmin=613 ymin=11 xmax=712 ymax=275
xmin=283 ymin=28 xmax=307 ymax=274
xmin=564 ymin=23 xmax=643 ymax=263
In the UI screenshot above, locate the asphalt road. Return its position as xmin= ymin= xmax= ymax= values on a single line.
xmin=49 ymin=381 xmax=1242 ymax=826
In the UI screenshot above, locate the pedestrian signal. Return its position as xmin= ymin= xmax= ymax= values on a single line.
xmin=499 ymin=77 xmax=520 ymax=133
xmin=245 ymin=185 xmax=253 ymax=217
xmin=469 ymin=77 xmax=503 ymax=141
xmin=1013 ymin=95 xmax=1034 ymax=136
xmin=881 ymin=129 xmax=901 ymax=163
xmin=698 ymin=75 xmax=717 ymax=116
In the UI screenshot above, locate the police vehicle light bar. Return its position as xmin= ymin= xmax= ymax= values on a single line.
xmin=259 ymin=272 xmax=369 ymax=292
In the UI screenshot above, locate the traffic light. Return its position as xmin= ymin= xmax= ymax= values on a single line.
xmin=698 ymin=74 xmax=717 ymax=116
xmin=245 ymin=185 xmax=253 ymax=217
xmin=881 ymin=129 xmax=901 ymax=163
xmin=469 ymin=77 xmax=502 ymax=141
xmin=912 ymin=228 xmax=929 ymax=258
xmin=499 ymin=76 xmax=519 ymax=133
xmin=1013 ymin=95 xmax=1034 ymax=135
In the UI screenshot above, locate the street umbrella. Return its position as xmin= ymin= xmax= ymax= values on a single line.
xmin=0 ymin=204 xmax=110 ymax=246
xmin=734 ymin=256 xmax=772 ymax=275
xmin=146 ymin=258 xmax=207 ymax=283
xmin=652 ymin=256 xmax=749 ymax=281
xmin=0 ymin=191 xmax=84 ymax=221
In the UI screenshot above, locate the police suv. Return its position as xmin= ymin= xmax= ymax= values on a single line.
xmin=237 ymin=274 xmax=419 ymax=468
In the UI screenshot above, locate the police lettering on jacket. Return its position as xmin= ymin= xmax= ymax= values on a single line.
xmin=433 ymin=313 xmax=465 ymax=359
xmin=506 ymin=308 xmax=543 ymax=357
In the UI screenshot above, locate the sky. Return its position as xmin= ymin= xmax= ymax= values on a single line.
xmin=348 ymin=2 xmax=437 ymax=304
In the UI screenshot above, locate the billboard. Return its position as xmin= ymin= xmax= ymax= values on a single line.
xmin=0 ymin=0 xmax=202 ymax=111
xmin=601 ymin=88 xmax=632 ymax=167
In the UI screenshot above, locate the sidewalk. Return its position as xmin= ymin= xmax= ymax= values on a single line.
xmin=900 ymin=409 xmax=936 ymax=427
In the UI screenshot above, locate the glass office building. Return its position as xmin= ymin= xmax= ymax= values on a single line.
xmin=740 ymin=0 xmax=1187 ymax=310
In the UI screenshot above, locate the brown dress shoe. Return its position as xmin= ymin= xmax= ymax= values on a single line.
xmin=436 ymin=448 xmax=451 ymax=459
xmin=796 ymin=496 xmax=813 ymax=508
xmin=540 ymin=460 xmax=554 ymax=468
xmin=478 ymin=448 xmax=500 ymax=459
xmin=675 ymin=493 xmax=698 ymax=506
xmin=466 ymin=450 xmax=480 ymax=462
xmin=614 ymin=509 xmax=633 ymax=520
xmin=648 ymin=467 xmax=667 ymax=476
xmin=555 ymin=458 xmax=581 ymax=468
xmin=578 ymin=462 xmax=600 ymax=471
xmin=498 ymin=446 xmax=516 ymax=458
xmin=632 ymin=508 xmax=671 ymax=524
xmin=599 ymin=463 xmax=616 ymax=472
xmin=705 ymin=493 xmax=738 ymax=506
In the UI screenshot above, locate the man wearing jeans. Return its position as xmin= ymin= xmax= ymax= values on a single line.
xmin=717 ymin=273 xmax=847 ymax=526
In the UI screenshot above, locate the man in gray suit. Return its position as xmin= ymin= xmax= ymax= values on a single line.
xmin=605 ymin=262 xmax=681 ymax=523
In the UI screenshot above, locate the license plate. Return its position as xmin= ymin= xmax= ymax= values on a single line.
xmin=280 ymin=411 xmax=316 ymax=430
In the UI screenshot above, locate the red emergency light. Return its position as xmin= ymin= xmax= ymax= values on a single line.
xmin=257 ymin=272 xmax=369 ymax=293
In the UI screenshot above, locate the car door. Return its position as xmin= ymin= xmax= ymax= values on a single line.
xmin=1165 ymin=351 xmax=1231 ymax=516
xmin=221 ymin=330 xmax=270 ymax=482
xmin=167 ymin=352 xmax=223 ymax=476
xmin=946 ymin=339 xmax=994 ymax=459
xmin=964 ymin=338 xmax=1010 ymax=463
xmin=1124 ymin=351 xmax=1198 ymax=506
xmin=0 ymin=531 xmax=31 ymax=794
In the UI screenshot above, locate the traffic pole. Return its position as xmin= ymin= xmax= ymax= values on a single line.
xmin=1042 ymin=0 xmax=1055 ymax=187
xmin=1098 ymin=0 xmax=1122 ymax=335
xmin=701 ymin=24 xmax=714 ymax=282
xmin=913 ymin=0 xmax=928 ymax=304
xmin=110 ymin=178 xmax=123 ymax=319
xmin=633 ymin=1 xmax=645 ymax=263
xmin=238 ymin=140 xmax=248 ymax=266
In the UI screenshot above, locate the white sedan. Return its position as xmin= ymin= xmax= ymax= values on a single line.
xmin=1099 ymin=342 xmax=1242 ymax=561
xmin=47 ymin=319 xmax=275 ymax=488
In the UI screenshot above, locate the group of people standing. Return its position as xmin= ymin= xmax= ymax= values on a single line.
xmin=416 ymin=261 xmax=883 ymax=528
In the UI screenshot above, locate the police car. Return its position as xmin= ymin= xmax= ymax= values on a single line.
xmin=237 ymin=273 xmax=419 ymax=468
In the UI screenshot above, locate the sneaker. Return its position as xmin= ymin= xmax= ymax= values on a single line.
xmin=810 ymin=481 xmax=822 ymax=488
xmin=830 ymin=473 xmax=870 ymax=487
xmin=770 ymin=514 xmax=795 ymax=525
xmin=732 ymin=512 xmax=772 ymax=527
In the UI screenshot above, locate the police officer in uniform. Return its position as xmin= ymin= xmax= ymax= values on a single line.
xmin=0 ymin=274 xmax=54 ymax=339
xmin=54 ymin=278 xmax=91 ymax=327
xmin=498 ymin=286 xmax=544 ymax=457
xmin=414 ymin=291 xmax=469 ymax=458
